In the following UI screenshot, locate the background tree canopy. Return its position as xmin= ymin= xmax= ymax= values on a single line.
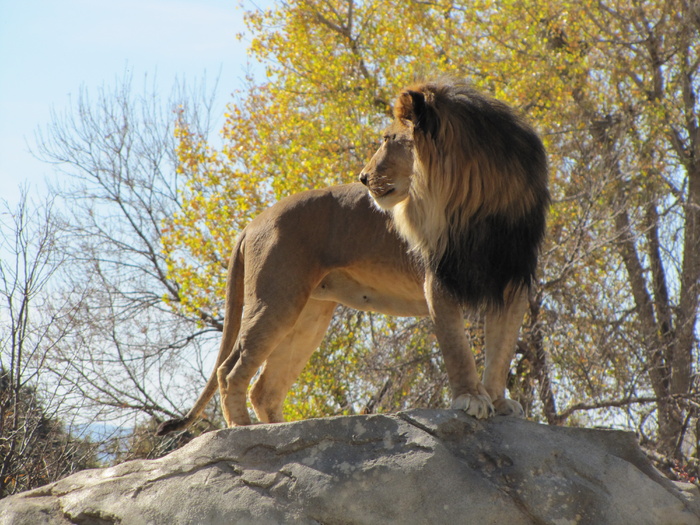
xmin=1 ymin=0 xmax=698 ymax=494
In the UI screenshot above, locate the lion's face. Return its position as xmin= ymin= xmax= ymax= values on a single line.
xmin=359 ymin=122 xmax=414 ymax=210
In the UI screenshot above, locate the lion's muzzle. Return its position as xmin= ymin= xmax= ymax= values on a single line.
xmin=359 ymin=171 xmax=369 ymax=186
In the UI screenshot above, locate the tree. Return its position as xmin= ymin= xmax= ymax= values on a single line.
xmin=0 ymin=190 xmax=97 ymax=498
xmin=486 ymin=0 xmax=700 ymax=469
xmin=33 ymin=73 xmax=227 ymax=451
xmin=168 ymin=0 xmax=699 ymax=477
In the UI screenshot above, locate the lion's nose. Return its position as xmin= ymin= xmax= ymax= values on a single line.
xmin=359 ymin=171 xmax=368 ymax=186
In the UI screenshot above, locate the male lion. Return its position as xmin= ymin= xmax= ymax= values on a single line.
xmin=156 ymin=80 xmax=548 ymax=435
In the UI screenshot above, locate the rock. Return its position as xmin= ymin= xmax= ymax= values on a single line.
xmin=1 ymin=409 xmax=698 ymax=525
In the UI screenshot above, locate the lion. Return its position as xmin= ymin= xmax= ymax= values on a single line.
xmin=156 ymin=80 xmax=548 ymax=435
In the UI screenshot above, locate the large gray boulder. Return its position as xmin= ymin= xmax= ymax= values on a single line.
xmin=1 ymin=409 xmax=698 ymax=524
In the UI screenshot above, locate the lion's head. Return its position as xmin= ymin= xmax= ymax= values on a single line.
xmin=360 ymin=80 xmax=550 ymax=308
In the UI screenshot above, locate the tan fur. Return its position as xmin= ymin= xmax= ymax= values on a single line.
xmin=156 ymin=81 xmax=546 ymax=435
xmin=156 ymin=183 xmax=527 ymax=435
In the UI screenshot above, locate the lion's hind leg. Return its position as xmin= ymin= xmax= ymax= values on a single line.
xmin=250 ymin=299 xmax=337 ymax=423
xmin=483 ymin=286 xmax=529 ymax=418
xmin=217 ymin=292 xmax=316 ymax=427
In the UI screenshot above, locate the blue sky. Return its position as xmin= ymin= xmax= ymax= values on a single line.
xmin=0 ymin=0 xmax=261 ymax=207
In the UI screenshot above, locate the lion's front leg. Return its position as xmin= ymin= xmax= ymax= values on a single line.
xmin=424 ymin=274 xmax=495 ymax=419
xmin=483 ymin=286 xmax=529 ymax=418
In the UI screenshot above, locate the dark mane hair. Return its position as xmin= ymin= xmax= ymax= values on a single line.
xmin=391 ymin=80 xmax=550 ymax=307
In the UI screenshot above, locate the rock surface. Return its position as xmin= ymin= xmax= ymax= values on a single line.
xmin=1 ymin=409 xmax=699 ymax=525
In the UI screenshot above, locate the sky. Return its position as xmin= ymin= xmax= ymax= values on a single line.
xmin=0 ymin=0 xmax=262 ymax=208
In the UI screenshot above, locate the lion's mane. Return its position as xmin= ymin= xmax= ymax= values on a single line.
xmin=391 ymin=81 xmax=550 ymax=308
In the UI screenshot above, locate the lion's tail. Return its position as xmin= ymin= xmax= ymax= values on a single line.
xmin=155 ymin=235 xmax=246 ymax=436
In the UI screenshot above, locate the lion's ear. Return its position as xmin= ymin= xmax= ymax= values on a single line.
xmin=395 ymin=89 xmax=437 ymax=136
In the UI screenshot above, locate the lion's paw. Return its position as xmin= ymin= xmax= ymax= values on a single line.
xmin=451 ymin=393 xmax=495 ymax=419
xmin=493 ymin=398 xmax=525 ymax=418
